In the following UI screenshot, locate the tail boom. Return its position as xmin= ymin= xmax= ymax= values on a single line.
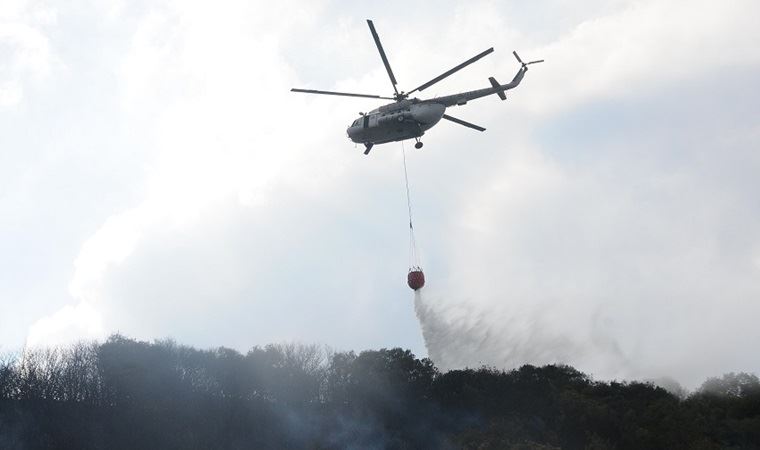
xmin=430 ymin=66 xmax=527 ymax=107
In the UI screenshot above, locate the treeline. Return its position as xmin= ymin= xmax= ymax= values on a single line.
xmin=1 ymin=335 xmax=759 ymax=449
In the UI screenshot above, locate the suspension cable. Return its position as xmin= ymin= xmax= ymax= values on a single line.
xmin=401 ymin=141 xmax=419 ymax=268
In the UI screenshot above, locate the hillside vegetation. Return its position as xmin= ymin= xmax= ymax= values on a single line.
xmin=1 ymin=335 xmax=759 ymax=449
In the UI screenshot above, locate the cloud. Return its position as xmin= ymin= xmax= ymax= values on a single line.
xmin=411 ymin=0 xmax=760 ymax=387
xmin=17 ymin=0 xmax=760 ymax=390
xmin=508 ymin=0 xmax=760 ymax=116
xmin=26 ymin=300 xmax=103 ymax=348
xmin=0 ymin=2 xmax=57 ymax=108
xmin=27 ymin=0 xmax=421 ymax=351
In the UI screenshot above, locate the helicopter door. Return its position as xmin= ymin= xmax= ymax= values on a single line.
xmin=363 ymin=115 xmax=370 ymax=129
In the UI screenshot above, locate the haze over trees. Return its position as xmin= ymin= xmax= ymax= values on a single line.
xmin=1 ymin=336 xmax=759 ymax=449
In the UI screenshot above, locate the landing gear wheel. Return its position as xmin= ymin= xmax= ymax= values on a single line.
xmin=414 ymin=141 xmax=423 ymax=149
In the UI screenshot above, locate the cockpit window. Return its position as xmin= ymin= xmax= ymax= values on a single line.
xmin=351 ymin=119 xmax=360 ymax=127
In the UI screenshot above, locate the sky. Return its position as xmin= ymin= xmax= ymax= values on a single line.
xmin=2 ymin=0 xmax=759 ymax=389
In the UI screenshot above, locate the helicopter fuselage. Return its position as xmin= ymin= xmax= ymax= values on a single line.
xmin=347 ymin=100 xmax=444 ymax=145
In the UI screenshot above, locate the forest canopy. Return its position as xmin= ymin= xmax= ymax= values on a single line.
xmin=1 ymin=335 xmax=758 ymax=449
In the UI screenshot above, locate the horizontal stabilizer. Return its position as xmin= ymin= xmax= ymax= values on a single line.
xmin=489 ymin=77 xmax=506 ymax=100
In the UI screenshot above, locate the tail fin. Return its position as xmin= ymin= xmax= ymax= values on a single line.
xmin=489 ymin=77 xmax=507 ymax=100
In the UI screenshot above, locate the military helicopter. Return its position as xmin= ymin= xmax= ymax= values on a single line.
xmin=291 ymin=20 xmax=543 ymax=155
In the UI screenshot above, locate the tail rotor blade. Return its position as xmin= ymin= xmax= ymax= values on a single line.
xmin=512 ymin=51 xmax=524 ymax=65
xmin=367 ymin=20 xmax=400 ymax=97
xmin=408 ymin=47 xmax=494 ymax=95
xmin=526 ymin=59 xmax=545 ymax=66
xmin=442 ymin=114 xmax=486 ymax=132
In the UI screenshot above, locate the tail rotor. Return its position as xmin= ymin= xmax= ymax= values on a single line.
xmin=513 ymin=51 xmax=544 ymax=70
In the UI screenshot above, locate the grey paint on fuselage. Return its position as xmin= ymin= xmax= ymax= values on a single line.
xmin=347 ymin=101 xmax=445 ymax=145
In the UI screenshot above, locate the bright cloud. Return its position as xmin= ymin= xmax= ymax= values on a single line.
xmin=0 ymin=2 xmax=56 ymax=107
xmin=8 ymin=0 xmax=760 ymax=389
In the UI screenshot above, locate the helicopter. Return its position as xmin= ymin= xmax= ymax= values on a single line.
xmin=291 ymin=20 xmax=543 ymax=155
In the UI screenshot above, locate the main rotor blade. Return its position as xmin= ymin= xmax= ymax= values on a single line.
xmin=291 ymin=88 xmax=394 ymax=100
xmin=367 ymin=20 xmax=399 ymax=96
xmin=408 ymin=47 xmax=494 ymax=95
xmin=442 ymin=114 xmax=485 ymax=132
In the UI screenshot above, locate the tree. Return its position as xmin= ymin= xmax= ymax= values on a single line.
xmin=698 ymin=372 xmax=760 ymax=398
